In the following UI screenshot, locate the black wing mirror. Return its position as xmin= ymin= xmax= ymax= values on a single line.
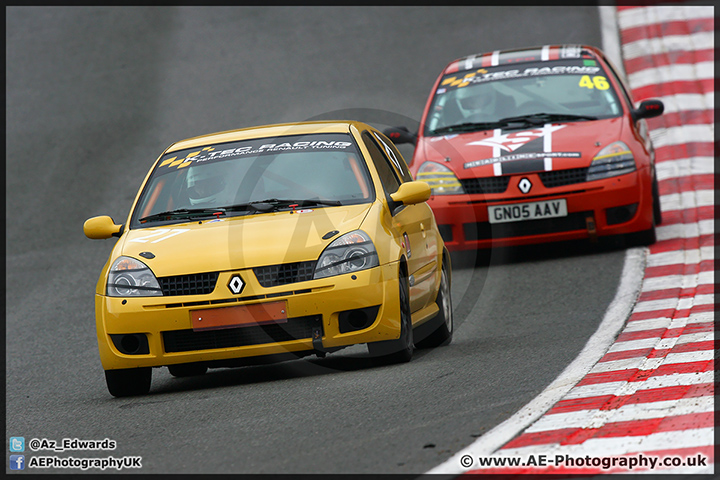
xmin=631 ymin=99 xmax=664 ymax=122
xmin=382 ymin=126 xmax=417 ymax=146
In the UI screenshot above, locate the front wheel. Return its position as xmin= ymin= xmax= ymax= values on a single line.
xmin=625 ymin=175 xmax=659 ymax=247
xmin=367 ymin=272 xmax=413 ymax=364
xmin=105 ymin=367 xmax=152 ymax=397
xmin=626 ymin=224 xmax=656 ymax=247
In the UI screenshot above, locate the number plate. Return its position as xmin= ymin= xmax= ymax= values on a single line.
xmin=488 ymin=199 xmax=567 ymax=224
xmin=191 ymin=301 xmax=288 ymax=331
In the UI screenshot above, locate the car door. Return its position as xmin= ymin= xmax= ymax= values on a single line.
xmin=361 ymin=130 xmax=438 ymax=312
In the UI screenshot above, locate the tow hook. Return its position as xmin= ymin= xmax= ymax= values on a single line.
xmin=312 ymin=326 xmax=326 ymax=358
xmin=586 ymin=214 xmax=598 ymax=242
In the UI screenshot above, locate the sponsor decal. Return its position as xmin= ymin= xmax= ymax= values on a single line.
xmin=464 ymin=151 xmax=581 ymax=169
xmin=440 ymin=64 xmax=602 ymax=90
xmin=128 ymin=228 xmax=189 ymax=243
xmin=466 ymin=124 xmax=566 ymax=155
xmin=430 ymin=134 xmax=458 ymax=141
xmin=462 ymin=124 xmax=580 ymax=175
xmin=560 ymin=45 xmax=582 ymax=58
xmin=157 ymin=135 xmax=354 ymax=171
xmin=441 ymin=68 xmax=488 ymax=88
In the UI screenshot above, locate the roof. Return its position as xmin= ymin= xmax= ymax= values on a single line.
xmin=443 ymin=44 xmax=604 ymax=74
xmin=166 ymin=120 xmax=370 ymax=152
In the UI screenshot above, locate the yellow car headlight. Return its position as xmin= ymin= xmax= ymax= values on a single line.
xmin=587 ymin=141 xmax=636 ymax=181
xmin=314 ymin=230 xmax=379 ymax=279
xmin=416 ymin=162 xmax=465 ymax=195
xmin=107 ymin=256 xmax=163 ymax=297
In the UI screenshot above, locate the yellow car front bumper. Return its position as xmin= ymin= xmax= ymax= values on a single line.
xmin=96 ymin=263 xmax=402 ymax=370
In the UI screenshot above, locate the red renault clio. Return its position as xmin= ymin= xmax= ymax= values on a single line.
xmin=386 ymin=44 xmax=664 ymax=251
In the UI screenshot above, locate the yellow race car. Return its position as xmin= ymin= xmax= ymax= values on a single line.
xmin=84 ymin=121 xmax=453 ymax=397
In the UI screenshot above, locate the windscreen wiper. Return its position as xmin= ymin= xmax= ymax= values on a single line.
xmin=139 ymin=207 xmax=226 ymax=223
xmin=431 ymin=121 xmax=506 ymax=135
xmin=432 ymin=113 xmax=598 ymax=135
xmin=222 ymin=198 xmax=343 ymax=213
xmin=498 ymin=113 xmax=598 ymax=125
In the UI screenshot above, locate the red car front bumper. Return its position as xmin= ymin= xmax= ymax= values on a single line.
xmin=429 ymin=168 xmax=654 ymax=251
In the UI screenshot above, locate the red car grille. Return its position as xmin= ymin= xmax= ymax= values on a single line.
xmin=539 ymin=167 xmax=589 ymax=188
xmin=460 ymin=176 xmax=511 ymax=194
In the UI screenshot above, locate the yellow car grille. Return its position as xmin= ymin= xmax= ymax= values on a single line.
xmin=253 ymin=261 xmax=316 ymax=288
xmin=158 ymin=272 xmax=219 ymax=296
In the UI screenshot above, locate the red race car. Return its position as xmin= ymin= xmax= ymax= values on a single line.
xmin=386 ymin=44 xmax=664 ymax=251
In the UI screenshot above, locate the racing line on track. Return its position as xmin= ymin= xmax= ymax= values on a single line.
xmin=428 ymin=5 xmax=714 ymax=475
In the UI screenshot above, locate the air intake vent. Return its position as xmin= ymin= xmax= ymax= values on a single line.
xmin=539 ymin=167 xmax=589 ymax=188
xmin=158 ymin=272 xmax=219 ymax=296
xmin=254 ymin=261 xmax=316 ymax=287
xmin=460 ymin=176 xmax=511 ymax=194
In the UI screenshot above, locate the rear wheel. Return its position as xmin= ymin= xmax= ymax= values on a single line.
xmin=415 ymin=256 xmax=452 ymax=349
xmin=368 ymin=272 xmax=413 ymax=364
xmin=168 ymin=364 xmax=208 ymax=378
xmin=104 ymin=367 xmax=151 ymax=397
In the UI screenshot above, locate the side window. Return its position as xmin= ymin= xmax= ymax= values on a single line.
xmin=362 ymin=131 xmax=401 ymax=194
xmin=371 ymin=131 xmax=413 ymax=183
xmin=601 ymin=54 xmax=635 ymax=109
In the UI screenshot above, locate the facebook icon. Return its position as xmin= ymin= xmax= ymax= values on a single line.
xmin=10 ymin=455 xmax=25 ymax=470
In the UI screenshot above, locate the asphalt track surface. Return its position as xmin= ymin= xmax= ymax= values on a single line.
xmin=6 ymin=7 xmax=631 ymax=474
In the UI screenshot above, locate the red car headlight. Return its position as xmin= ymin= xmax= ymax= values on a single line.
xmin=416 ymin=162 xmax=465 ymax=195
xmin=587 ymin=141 xmax=636 ymax=181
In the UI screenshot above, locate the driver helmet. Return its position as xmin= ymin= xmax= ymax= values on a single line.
xmin=456 ymin=85 xmax=496 ymax=116
xmin=186 ymin=162 xmax=231 ymax=206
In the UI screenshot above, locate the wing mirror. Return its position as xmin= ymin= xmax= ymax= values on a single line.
xmin=383 ymin=126 xmax=417 ymax=145
xmin=390 ymin=181 xmax=431 ymax=207
xmin=84 ymin=215 xmax=123 ymax=239
xmin=631 ymin=99 xmax=664 ymax=121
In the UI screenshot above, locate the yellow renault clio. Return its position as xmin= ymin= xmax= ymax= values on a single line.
xmin=84 ymin=121 xmax=452 ymax=397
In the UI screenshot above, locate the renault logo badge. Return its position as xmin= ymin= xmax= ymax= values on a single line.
xmin=228 ymin=275 xmax=245 ymax=295
xmin=518 ymin=178 xmax=532 ymax=194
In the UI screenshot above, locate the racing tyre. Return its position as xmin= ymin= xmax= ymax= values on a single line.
xmin=104 ymin=367 xmax=152 ymax=397
xmin=625 ymin=174 xmax=660 ymax=247
xmin=368 ymin=273 xmax=413 ymax=364
xmin=652 ymin=172 xmax=663 ymax=226
xmin=415 ymin=256 xmax=452 ymax=349
xmin=626 ymin=224 xmax=656 ymax=247
xmin=168 ymin=364 xmax=208 ymax=377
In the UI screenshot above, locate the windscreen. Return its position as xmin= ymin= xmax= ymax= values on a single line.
xmin=424 ymin=58 xmax=623 ymax=135
xmin=130 ymin=133 xmax=374 ymax=228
